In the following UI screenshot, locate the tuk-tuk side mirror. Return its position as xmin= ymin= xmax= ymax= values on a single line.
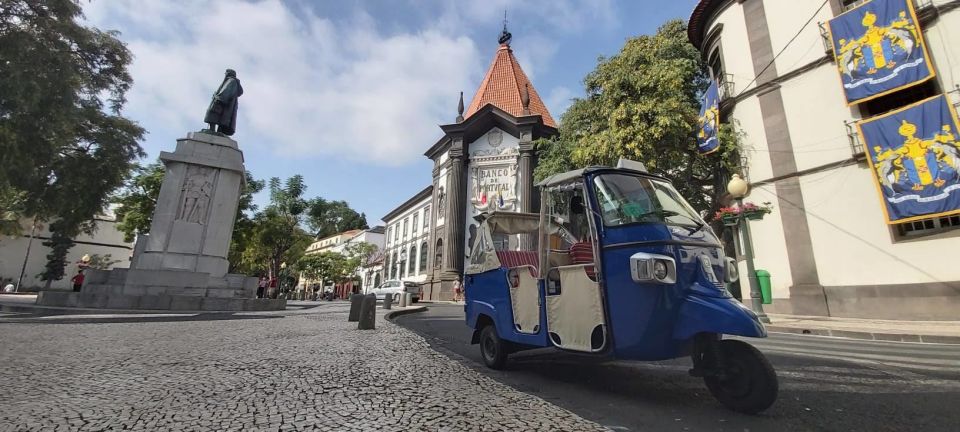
xmin=723 ymin=257 xmax=740 ymax=283
xmin=630 ymin=252 xmax=676 ymax=284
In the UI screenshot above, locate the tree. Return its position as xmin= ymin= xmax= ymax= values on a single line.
xmin=296 ymin=251 xmax=352 ymax=287
xmin=79 ymin=253 xmax=121 ymax=270
xmin=0 ymin=187 xmax=26 ymax=236
xmin=113 ymin=163 xmax=165 ymax=243
xmin=252 ymin=176 xmax=314 ymax=280
xmin=307 ymin=199 xmax=368 ymax=238
xmin=535 ymin=20 xmax=740 ymax=213
xmin=1 ymin=0 xmax=146 ymax=286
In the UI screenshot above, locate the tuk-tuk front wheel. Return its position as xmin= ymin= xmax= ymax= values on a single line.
xmin=479 ymin=325 xmax=508 ymax=370
xmin=703 ymin=339 xmax=778 ymax=414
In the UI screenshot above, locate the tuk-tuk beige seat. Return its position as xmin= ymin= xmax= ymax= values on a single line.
xmin=509 ymin=265 xmax=541 ymax=334
xmin=546 ymin=264 xmax=605 ymax=352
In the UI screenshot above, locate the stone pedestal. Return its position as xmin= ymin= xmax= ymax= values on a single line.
xmin=135 ymin=132 xmax=243 ymax=277
xmin=37 ymin=132 xmax=285 ymax=312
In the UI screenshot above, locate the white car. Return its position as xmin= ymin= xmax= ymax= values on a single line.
xmin=370 ymin=280 xmax=420 ymax=303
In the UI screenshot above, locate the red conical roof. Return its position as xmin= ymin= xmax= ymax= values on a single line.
xmin=464 ymin=43 xmax=556 ymax=128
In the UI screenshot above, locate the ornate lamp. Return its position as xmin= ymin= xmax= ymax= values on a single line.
xmin=727 ymin=174 xmax=770 ymax=323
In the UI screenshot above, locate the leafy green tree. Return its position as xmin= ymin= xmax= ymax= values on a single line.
xmin=81 ymin=253 xmax=122 ymax=270
xmin=113 ymin=163 xmax=165 ymax=242
xmin=1 ymin=0 xmax=146 ymax=286
xmin=296 ymin=251 xmax=351 ymax=286
xmin=253 ymin=176 xmax=314 ymax=279
xmin=535 ymin=20 xmax=740 ymax=213
xmin=307 ymin=199 xmax=368 ymax=238
xmin=0 ymin=187 xmax=26 ymax=236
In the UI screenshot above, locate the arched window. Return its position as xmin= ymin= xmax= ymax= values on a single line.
xmin=407 ymin=246 xmax=416 ymax=274
xmin=434 ymin=239 xmax=443 ymax=269
xmin=419 ymin=241 xmax=428 ymax=271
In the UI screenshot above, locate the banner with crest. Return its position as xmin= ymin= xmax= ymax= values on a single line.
xmin=858 ymin=94 xmax=960 ymax=223
xmin=697 ymin=79 xmax=720 ymax=155
xmin=827 ymin=0 xmax=935 ymax=105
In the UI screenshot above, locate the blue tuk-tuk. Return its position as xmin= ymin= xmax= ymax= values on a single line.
xmin=464 ymin=159 xmax=778 ymax=414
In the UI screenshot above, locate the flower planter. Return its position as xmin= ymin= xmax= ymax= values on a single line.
xmin=721 ymin=215 xmax=740 ymax=226
xmin=744 ymin=210 xmax=767 ymax=221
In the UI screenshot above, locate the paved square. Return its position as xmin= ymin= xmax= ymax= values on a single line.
xmin=0 ymin=305 xmax=608 ymax=431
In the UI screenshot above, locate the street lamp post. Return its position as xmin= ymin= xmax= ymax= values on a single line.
xmin=727 ymin=174 xmax=771 ymax=324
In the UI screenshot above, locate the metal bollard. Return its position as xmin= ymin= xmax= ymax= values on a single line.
xmin=348 ymin=293 xmax=363 ymax=322
xmin=405 ymin=293 xmax=412 ymax=306
xmin=358 ymin=294 xmax=376 ymax=330
xmin=382 ymin=293 xmax=393 ymax=310
xmin=399 ymin=291 xmax=408 ymax=307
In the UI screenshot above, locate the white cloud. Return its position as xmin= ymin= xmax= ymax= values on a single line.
xmin=84 ymin=0 xmax=483 ymax=166
xmin=545 ymin=86 xmax=575 ymax=122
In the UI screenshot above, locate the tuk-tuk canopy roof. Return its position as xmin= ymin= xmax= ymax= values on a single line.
xmin=536 ymin=159 xmax=649 ymax=188
xmin=477 ymin=211 xmax=540 ymax=234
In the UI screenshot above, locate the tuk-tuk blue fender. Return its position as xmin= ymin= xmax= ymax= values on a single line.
xmin=673 ymin=294 xmax=767 ymax=341
xmin=466 ymin=300 xmax=498 ymax=339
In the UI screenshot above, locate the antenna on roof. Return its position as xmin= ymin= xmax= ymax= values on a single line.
xmin=498 ymin=9 xmax=512 ymax=46
xmin=456 ymin=91 xmax=464 ymax=123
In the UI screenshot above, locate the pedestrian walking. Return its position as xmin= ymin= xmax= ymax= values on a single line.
xmin=70 ymin=269 xmax=85 ymax=292
xmin=453 ymin=276 xmax=463 ymax=302
xmin=257 ymin=276 xmax=267 ymax=299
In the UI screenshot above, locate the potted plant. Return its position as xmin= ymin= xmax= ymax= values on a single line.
xmin=713 ymin=202 xmax=773 ymax=225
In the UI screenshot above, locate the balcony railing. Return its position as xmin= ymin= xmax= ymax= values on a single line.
xmin=845 ymin=120 xmax=865 ymax=157
xmin=718 ymin=73 xmax=735 ymax=102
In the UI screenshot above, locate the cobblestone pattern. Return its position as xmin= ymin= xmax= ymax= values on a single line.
xmin=0 ymin=306 xmax=608 ymax=431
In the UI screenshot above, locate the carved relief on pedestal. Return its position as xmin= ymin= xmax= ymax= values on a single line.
xmin=177 ymin=165 xmax=216 ymax=224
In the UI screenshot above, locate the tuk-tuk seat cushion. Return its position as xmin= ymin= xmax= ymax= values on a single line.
xmin=497 ymin=250 xmax=539 ymax=275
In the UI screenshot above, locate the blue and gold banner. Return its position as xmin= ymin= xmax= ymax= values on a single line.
xmin=858 ymin=95 xmax=960 ymax=223
xmin=827 ymin=0 xmax=934 ymax=105
xmin=697 ymin=79 xmax=720 ymax=155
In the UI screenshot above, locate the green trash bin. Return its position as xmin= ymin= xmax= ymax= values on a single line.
xmin=755 ymin=269 xmax=772 ymax=304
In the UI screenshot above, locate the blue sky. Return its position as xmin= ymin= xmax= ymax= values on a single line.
xmin=85 ymin=0 xmax=699 ymax=226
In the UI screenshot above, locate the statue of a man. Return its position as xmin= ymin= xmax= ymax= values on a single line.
xmin=203 ymin=69 xmax=243 ymax=136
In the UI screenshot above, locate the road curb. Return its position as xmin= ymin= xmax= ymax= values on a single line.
xmin=766 ymin=325 xmax=960 ymax=345
xmin=385 ymin=306 xmax=428 ymax=321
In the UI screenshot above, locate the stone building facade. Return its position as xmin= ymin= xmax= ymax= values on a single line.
xmin=380 ymin=34 xmax=558 ymax=301
xmin=688 ymin=0 xmax=960 ymax=319
xmin=421 ymin=38 xmax=558 ymax=300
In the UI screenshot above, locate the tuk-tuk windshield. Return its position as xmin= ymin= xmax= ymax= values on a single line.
xmin=593 ymin=173 xmax=705 ymax=227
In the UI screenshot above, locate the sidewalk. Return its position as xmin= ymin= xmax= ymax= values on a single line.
xmin=766 ymin=313 xmax=960 ymax=344
xmin=0 ymin=298 xmax=606 ymax=431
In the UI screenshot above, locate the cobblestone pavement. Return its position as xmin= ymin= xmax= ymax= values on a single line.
xmin=0 ymin=304 xmax=607 ymax=431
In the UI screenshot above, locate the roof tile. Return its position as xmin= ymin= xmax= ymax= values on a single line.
xmin=464 ymin=44 xmax=557 ymax=128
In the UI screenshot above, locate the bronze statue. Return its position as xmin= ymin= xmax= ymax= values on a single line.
xmin=203 ymin=69 xmax=243 ymax=136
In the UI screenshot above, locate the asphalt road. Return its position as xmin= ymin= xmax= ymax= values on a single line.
xmin=395 ymin=303 xmax=960 ymax=432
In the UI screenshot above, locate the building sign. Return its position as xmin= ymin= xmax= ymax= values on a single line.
xmin=697 ymin=79 xmax=720 ymax=155
xmin=471 ymin=164 xmax=518 ymax=211
xmin=858 ymin=94 xmax=960 ymax=223
xmin=827 ymin=0 xmax=934 ymax=105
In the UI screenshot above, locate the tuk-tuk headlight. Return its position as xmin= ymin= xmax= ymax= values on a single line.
xmin=630 ymin=253 xmax=676 ymax=284
xmin=653 ymin=260 xmax=669 ymax=280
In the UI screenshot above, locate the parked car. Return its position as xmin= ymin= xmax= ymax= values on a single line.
xmin=370 ymin=280 xmax=420 ymax=303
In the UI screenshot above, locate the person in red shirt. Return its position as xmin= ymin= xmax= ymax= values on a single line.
xmin=71 ymin=269 xmax=85 ymax=292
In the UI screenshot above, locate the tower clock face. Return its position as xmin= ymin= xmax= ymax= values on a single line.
xmin=487 ymin=130 xmax=503 ymax=148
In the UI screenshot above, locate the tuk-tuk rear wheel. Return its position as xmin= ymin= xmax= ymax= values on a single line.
xmin=479 ymin=325 xmax=508 ymax=370
xmin=703 ymin=339 xmax=778 ymax=414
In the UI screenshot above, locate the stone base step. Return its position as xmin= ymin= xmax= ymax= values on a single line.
xmin=36 ymin=291 xmax=285 ymax=312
